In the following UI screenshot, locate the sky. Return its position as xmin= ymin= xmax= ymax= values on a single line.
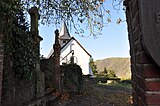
xmin=39 ymin=0 xmax=130 ymax=60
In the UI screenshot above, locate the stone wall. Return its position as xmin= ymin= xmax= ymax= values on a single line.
xmin=40 ymin=58 xmax=54 ymax=89
xmin=1 ymin=6 xmax=44 ymax=106
xmin=124 ymin=0 xmax=160 ymax=105
xmin=1 ymin=35 xmax=37 ymax=105
xmin=0 ymin=34 xmax=3 ymax=105
xmin=2 ymin=81 xmax=36 ymax=106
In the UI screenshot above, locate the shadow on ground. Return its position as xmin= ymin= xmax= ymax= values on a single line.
xmin=51 ymin=79 xmax=132 ymax=106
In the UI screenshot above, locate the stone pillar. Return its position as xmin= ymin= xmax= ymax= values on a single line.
xmin=53 ymin=30 xmax=62 ymax=92
xmin=124 ymin=0 xmax=160 ymax=105
xmin=29 ymin=7 xmax=44 ymax=98
xmin=0 ymin=33 xmax=3 ymax=105
xmin=29 ymin=7 xmax=39 ymax=35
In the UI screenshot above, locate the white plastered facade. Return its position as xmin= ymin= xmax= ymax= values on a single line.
xmin=48 ymin=22 xmax=93 ymax=76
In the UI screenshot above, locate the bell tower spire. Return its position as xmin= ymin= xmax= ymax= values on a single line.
xmin=59 ymin=22 xmax=71 ymax=47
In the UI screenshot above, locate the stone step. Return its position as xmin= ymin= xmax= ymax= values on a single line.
xmin=25 ymin=91 xmax=60 ymax=106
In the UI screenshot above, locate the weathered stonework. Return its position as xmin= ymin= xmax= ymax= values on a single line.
xmin=1 ymin=7 xmax=44 ymax=106
xmin=53 ymin=30 xmax=62 ymax=92
xmin=29 ymin=6 xmax=39 ymax=36
xmin=61 ymin=64 xmax=83 ymax=93
xmin=124 ymin=0 xmax=160 ymax=105
xmin=0 ymin=33 xmax=3 ymax=105
xmin=29 ymin=6 xmax=44 ymax=98
xmin=40 ymin=58 xmax=54 ymax=90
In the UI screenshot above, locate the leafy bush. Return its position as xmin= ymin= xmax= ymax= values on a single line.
xmin=61 ymin=64 xmax=83 ymax=93
xmin=96 ymin=67 xmax=117 ymax=78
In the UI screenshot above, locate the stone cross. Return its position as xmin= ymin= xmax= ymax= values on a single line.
xmin=29 ymin=7 xmax=40 ymax=36
xmin=53 ymin=29 xmax=62 ymax=92
xmin=29 ymin=7 xmax=44 ymax=98
xmin=54 ymin=30 xmax=61 ymax=64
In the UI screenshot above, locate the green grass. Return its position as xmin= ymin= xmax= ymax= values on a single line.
xmin=98 ymin=82 xmax=132 ymax=89
xmin=110 ymin=83 xmax=131 ymax=89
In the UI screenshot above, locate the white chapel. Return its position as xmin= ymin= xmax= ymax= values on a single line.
xmin=47 ymin=22 xmax=93 ymax=76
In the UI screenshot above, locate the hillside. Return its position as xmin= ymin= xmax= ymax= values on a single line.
xmin=95 ymin=57 xmax=131 ymax=79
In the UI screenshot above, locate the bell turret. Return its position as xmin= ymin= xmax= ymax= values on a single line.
xmin=59 ymin=22 xmax=71 ymax=47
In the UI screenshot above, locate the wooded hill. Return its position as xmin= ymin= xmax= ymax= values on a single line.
xmin=95 ymin=57 xmax=131 ymax=79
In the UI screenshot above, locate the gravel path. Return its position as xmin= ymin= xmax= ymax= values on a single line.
xmin=52 ymin=79 xmax=132 ymax=106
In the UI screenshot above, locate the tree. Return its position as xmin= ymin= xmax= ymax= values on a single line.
xmin=23 ymin=0 xmax=111 ymax=37
xmin=107 ymin=69 xmax=117 ymax=78
xmin=0 ymin=0 xmax=29 ymax=35
xmin=100 ymin=67 xmax=117 ymax=78
xmin=89 ymin=58 xmax=98 ymax=76
xmin=0 ymin=0 xmax=124 ymax=37
xmin=0 ymin=0 xmax=39 ymax=80
xmin=103 ymin=67 xmax=108 ymax=77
